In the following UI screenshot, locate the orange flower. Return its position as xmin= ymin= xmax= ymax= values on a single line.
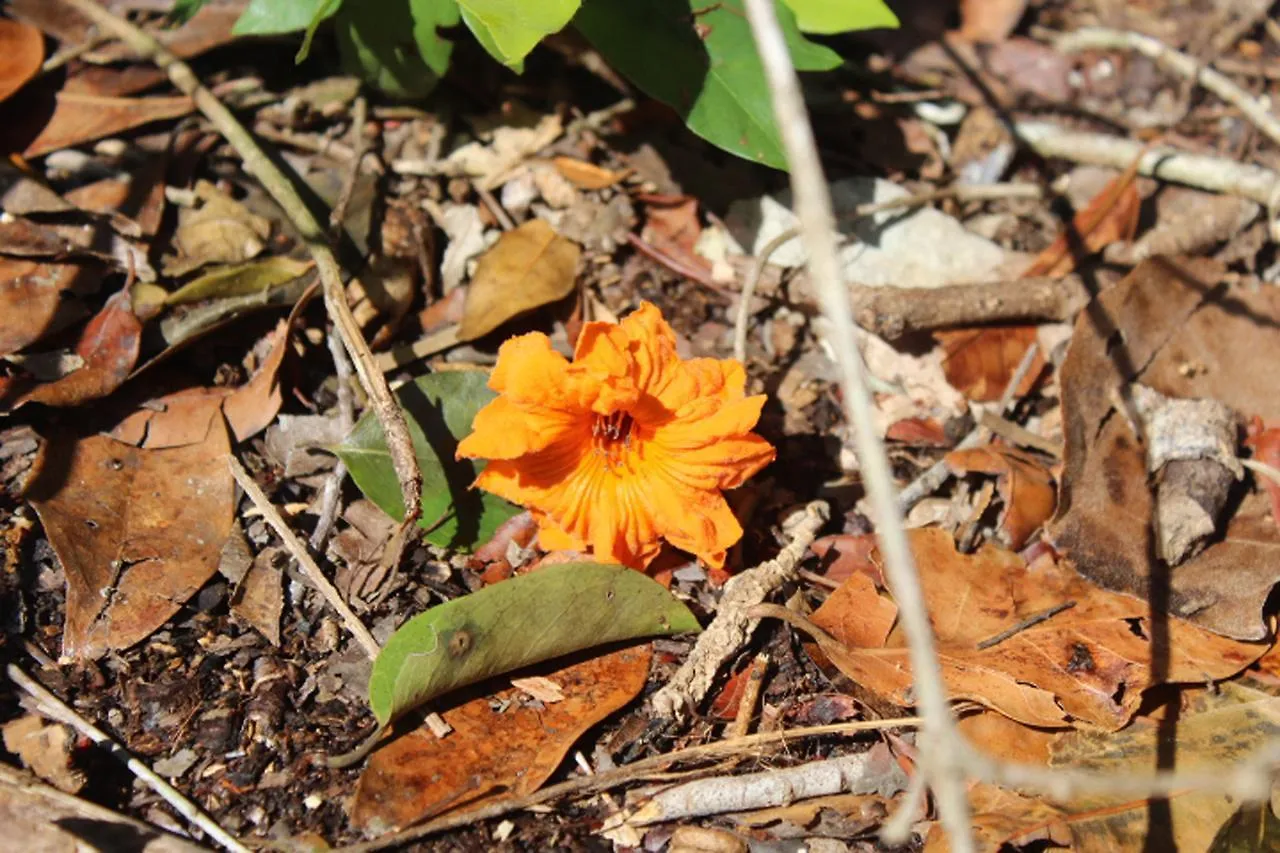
xmin=457 ymin=302 xmax=775 ymax=570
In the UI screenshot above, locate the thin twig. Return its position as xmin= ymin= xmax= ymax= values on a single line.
xmin=625 ymin=232 xmax=728 ymax=294
xmin=735 ymin=228 xmax=798 ymax=363
xmin=741 ymin=2 xmax=974 ymax=850
xmin=476 ymin=185 xmax=515 ymax=231
xmin=63 ymin=0 xmax=424 ymax=532
xmin=975 ymin=601 xmax=1077 ymax=650
xmin=7 ymin=664 xmax=250 ymax=853
xmin=1056 ymin=27 xmax=1280 ymax=151
xmin=310 ymin=323 xmax=357 ymax=551
xmin=1013 ymin=121 xmax=1280 ymax=209
xmin=229 ymin=456 xmax=380 ymax=659
xmin=727 ymin=653 xmax=769 ymax=739
xmin=335 ymin=714 xmax=924 ymax=852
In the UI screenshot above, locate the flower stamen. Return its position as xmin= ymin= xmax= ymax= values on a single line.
xmin=591 ymin=410 xmax=634 ymax=468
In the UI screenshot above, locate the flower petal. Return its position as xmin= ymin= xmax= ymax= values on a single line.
xmin=457 ymin=395 xmax=577 ymax=460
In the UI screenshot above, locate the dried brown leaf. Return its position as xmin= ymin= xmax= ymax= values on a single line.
xmin=22 ymin=92 xmax=195 ymax=159
xmin=26 ymin=418 xmax=234 ymax=660
xmin=19 ymin=288 xmax=140 ymax=409
xmin=0 ymin=19 xmax=43 ymax=105
xmin=457 ymin=219 xmax=580 ymax=341
xmin=946 ymin=445 xmax=1056 ymax=548
xmin=804 ymin=528 xmax=1263 ymax=729
xmin=1050 ymin=257 xmax=1280 ymax=639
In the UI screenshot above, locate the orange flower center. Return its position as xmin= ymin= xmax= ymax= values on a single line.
xmin=591 ymin=410 xmax=634 ymax=468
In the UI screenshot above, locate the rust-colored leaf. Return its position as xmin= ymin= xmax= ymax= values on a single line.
xmin=25 ymin=418 xmax=234 ymax=660
xmin=552 ymin=156 xmax=628 ymax=190
xmin=21 ymin=288 xmax=140 ymax=408
xmin=937 ymin=324 xmax=1042 ymax=403
xmin=641 ymin=196 xmax=707 ymax=274
xmin=1050 ymin=257 xmax=1280 ymax=639
xmin=802 ymin=528 xmax=1263 ymax=729
xmin=809 ymin=533 xmax=881 ymax=586
xmin=954 ymin=0 xmax=1028 ymax=43
xmin=350 ymin=644 xmax=651 ymax=832
xmin=0 ymin=18 xmax=43 ymax=104
xmin=1024 ymin=162 xmax=1142 ymax=279
xmin=1246 ymin=422 xmax=1280 ymax=524
xmin=946 ymin=445 xmax=1056 ymax=548
xmin=23 ymin=92 xmax=195 ymax=159
xmin=0 ymin=257 xmax=100 ymax=357
xmin=457 ymin=218 xmax=580 ymax=341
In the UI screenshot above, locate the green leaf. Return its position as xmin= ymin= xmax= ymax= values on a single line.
xmin=335 ymin=371 xmax=521 ymax=549
xmin=334 ymin=0 xmax=445 ymax=98
xmin=166 ymin=0 xmax=210 ymax=27
xmin=778 ymin=0 xmax=898 ymax=34
xmin=575 ymin=0 xmax=839 ymax=170
xmin=232 ymin=0 xmax=341 ymax=35
xmin=369 ymin=562 xmax=700 ymax=725
xmin=410 ymin=0 xmax=463 ymax=77
xmin=457 ymin=0 xmax=579 ymax=72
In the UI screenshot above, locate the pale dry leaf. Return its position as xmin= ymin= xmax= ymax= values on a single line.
xmin=458 ymin=219 xmax=580 ymax=341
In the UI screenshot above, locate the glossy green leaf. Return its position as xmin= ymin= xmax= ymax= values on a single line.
xmin=166 ymin=0 xmax=209 ymax=26
xmin=334 ymin=0 xmax=445 ymax=98
xmin=164 ymin=257 xmax=313 ymax=306
xmin=457 ymin=0 xmax=579 ymax=72
xmin=778 ymin=0 xmax=898 ymax=34
xmin=232 ymin=0 xmax=340 ymax=35
xmin=369 ymin=562 xmax=700 ymax=725
xmin=575 ymin=0 xmax=839 ymax=170
xmin=335 ymin=371 xmax=521 ymax=549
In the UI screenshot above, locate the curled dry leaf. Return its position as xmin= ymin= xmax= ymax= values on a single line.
xmin=552 ymin=156 xmax=628 ymax=190
xmin=17 ymin=288 xmax=141 ymax=409
xmin=350 ymin=644 xmax=651 ymax=832
xmin=1050 ymin=257 xmax=1280 ymax=639
xmin=457 ymin=218 xmax=580 ymax=342
xmin=112 ymin=293 xmax=311 ymax=448
xmin=25 ymin=417 xmax=234 ymax=660
xmin=0 ymin=18 xmax=43 ymax=104
xmin=945 ymin=444 xmax=1056 ymax=549
xmin=163 ymin=181 xmax=272 ymax=277
xmin=800 ymin=528 xmax=1263 ymax=729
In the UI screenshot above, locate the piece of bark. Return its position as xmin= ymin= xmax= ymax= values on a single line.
xmin=1131 ymin=384 xmax=1241 ymax=565
xmin=850 ymin=275 xmax=1090 ymax=339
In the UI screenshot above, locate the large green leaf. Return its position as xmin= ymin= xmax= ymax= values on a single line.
xmin=232 ymin=0 xmax=340 ymax=35
xmin=575 ymin=0 xmax=840 ymax=170
xmin=335 ymin=371 xmax=521 ymax=549
xmin=457 ymin=0 xmax=580 ymax=72
xmin=334 ymin=0 xmax=448 ymax=98
xmin=369 ymin=562 xmax=700 ymax=725
xmin=779 ymin=0 xmax=898 ymax=34
xmin=411 ymin=0 xmax=463 ymax=77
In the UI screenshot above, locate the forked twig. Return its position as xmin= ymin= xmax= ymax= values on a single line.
xmin=740 ymin=1 xmax=975 ymax=849
xmin=61 ymin=0 xmax=424 ymax=532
